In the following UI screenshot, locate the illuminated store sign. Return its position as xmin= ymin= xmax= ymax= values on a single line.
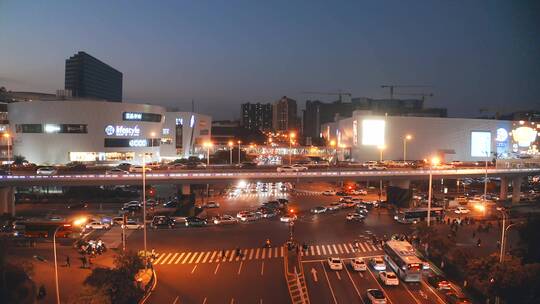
xmin=352 ymin=120 xmax=358 ymax=146
xmin=104 ymin=125 xmax=140 ymax=137
xmin=362 ymin=119 xmax=385 ymax=146
xmin=471 ymin=131 xmax=491 ymax=157
xmin=175 ymin=118 xmax=183 ymax=126
xmin=124 ymin=112 xmax=143 ymax=120
xmin=44 ymin=124 xmax=61 ymax=133
xmin=495 ymin=128 xmax=508 ymax=142
xmin=512 ymin=126 xmax=537 ymax=147
xmin=128 ymin=139 xmax=148 ymax=147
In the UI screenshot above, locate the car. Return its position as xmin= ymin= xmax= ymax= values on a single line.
xmin=36 ymin=167 xmax=57 ymax=175
xmin=311 ymin=206 xmax=327 ymax=214
xmin=346 ymin=212 xmax=365 ymax=222
xmin=443 ymin=290 xmax=472 ymax=304
xmin=454 ymin=206 xmax=471 ymax=214
xmin=202 ymin=201 xmax=220 ymax=208
xmin=276 ymin=198 xmax=289 ymax=205
xmin=238 ymin=211 xmax=260 ymax=222
xmin=280 ymin=214 xmax=297 ymax=223
xmin=67 ymin=202 xmax=88 ymax=209
xmin=122 ymin=204 xmax=141 ymax=212
xmin=122 ymin=220 xmax=143 ymax=229
xmin=379 ymin=271 xmax=399 ymax=285
xmin=339 ymin=196 xmax=353 ymax=203
xmin=151 ymin=216 xmax=174 ymax=229
xmin=112 ymin=217 xmax=125 ymax=226
xmin=350 ymin=257 xmax=367 ymax=271
xmin=257 ymin=207 xmax=279 ymax=218
xmin=129 ymin=166 xmax=152 ymax=173
xmin=145 ymin=199 xmax=159 ymax=207
xmin=85 ymin=221 xmax=111 ymax=230
xmin=363 ymin=161 xmax=378 ymax=167
xmin=184 ymin=162 xmax=206 ymax=169
xmin=427 ymin=275 xmax=452 ymax=290
xmin=326 ymin=202 xmax=342 ymax=211
xmin=327 ymin=257 xmax=343 ymax=270
xmin=105 ymin=168 xmax=128 ymax=175
xmin=335 ymin=191 xmax=348 ymax=196
xmin=322 ymin=190 xmax=336 ymax=196
xmin=342 ymin=201 xmax=358 ymax=208
xmin=368 ymin=165 xmax=387 ymax=171
xmin=163 ymin=200 xmax=178 ymax=208
xmin=371 ymin=257 xmax=386 ymax=271
xmin=167 ymin=163 xmax=187 ymax=170
xmin=352 ymin=189 xmax=368 ymax=195
xmin=185 ymin=217 xmax=207 ymax=227
xmin=366 ymin=289 xmax=387 ymax=304
xmin=238 ymin=161 xmax=257 ymax=168
xmin=213 ymin=215 xmax=238 ymax=225
xmin=276 ymin=164 xmax=308 ymax=172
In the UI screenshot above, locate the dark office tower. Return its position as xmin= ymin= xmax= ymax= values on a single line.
xmin=241 ymin=102 xmax=273 ymax=131
xmin=272 ymin=96 xmax=298 ymax=132
xmin=65 ymin=51 xmax=123 ymax=102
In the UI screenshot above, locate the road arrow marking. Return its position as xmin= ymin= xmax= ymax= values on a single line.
xmin=311 ymin=268 xmax=318 ymax=282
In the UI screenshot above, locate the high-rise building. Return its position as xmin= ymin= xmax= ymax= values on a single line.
xmin=272 ymin=96 xmax=298 ymax=132
xmin=65 ymin=51 xmax=123 ymax=102
xmin=241 ymin=102 xmax=272 ymax=131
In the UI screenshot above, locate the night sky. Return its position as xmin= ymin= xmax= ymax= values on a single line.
xmin=1 ymin=0 xmax=539 ymax=119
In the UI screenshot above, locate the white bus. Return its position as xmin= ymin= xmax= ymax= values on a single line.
xmin=383 ymin=240 xmax=422 ymax=282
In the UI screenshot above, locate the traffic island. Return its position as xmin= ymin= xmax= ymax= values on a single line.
xmin=283 ymin=242 xmax=310 ymax=304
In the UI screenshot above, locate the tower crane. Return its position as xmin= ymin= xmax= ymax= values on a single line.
xmin=380 ymin=85 xmax=431 ymax=100
xmin=394 ymin=92 xmax=434 ymax=103
xmin=301 ymin=91 xmax=352 ymax=103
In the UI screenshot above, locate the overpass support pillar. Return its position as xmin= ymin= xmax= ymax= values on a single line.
xmin=499 ymin=177 xmax=508 ymax=201
xmin=0 ymin=186 xmax=15 ymax=216
xmin=387 ymin=180 xmax=412 ymax=208
xmin=179 ymin=184 xmax=191 ymax=195
xmin=511 ymin=176 xmax=522 ymax=204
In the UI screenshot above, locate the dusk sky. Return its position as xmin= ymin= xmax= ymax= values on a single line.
xmin=1 ymin=0 xmax=538 ymax=119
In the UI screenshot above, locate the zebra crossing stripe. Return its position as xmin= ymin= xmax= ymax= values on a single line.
xmin=167 ymin=253 xmax=178 ymax=264
xmin=321 ymin=245 xmax=326 ymax=255
xmin=342 ymin=244 xmax=350 ymax=254
xmin=154 ymin=253 xmax=166 ymax=265
xmin=310 ymin=246 xmax=315 ymax=255
xmin=195 ymin=252 xmax=204 ymax=264
xmin=160 ymin=253 xmax=172 ymax=265
xmin=274 ymin=247 xmax=278 ymax=257
xmin=327 ymin=245 xmax=333 ymax=254
xmin=181 ymin=252 xmax=192 ymax=264
xmin=261 ymin=248 xmax=266 ymax=259
xmin=268 ymin=248 xmax=272 ymax=259
xmin=359 ymin=243 xmax=366 ymax=252
xmin=337 ymin=244 xmax=343 ymax=254
xmin=201 ymin=252 xmax=211 ymax=263
xmin=209 ymin=251 xmax=217 ymax=263
xmin=281 ymin=246 xmax=284 ymax=257
xmin=174 ymin=253 xmax=185 ymax=264
xmin=229 ymin=251 xmax=235 ymax=262
xmin=188 ymin=252 xmax=198 ymax=264
xmin=255 ymin=248 xmax=260 ymax=259
xmin=249 ymin=249 xmax=254 ymax=260
xmin=348 ymin=243 xmax=355 ymax=252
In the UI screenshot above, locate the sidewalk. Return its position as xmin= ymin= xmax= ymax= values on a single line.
xmin=283 ymin=243 xmax=310 ymax=304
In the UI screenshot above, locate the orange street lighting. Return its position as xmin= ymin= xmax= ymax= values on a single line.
xmin=430 ymin=156 xmax=441 ymax=166
xmin=289 ymin=131 xmax=296 ymax=139
xmin=228 ymin=140 xmax=234 ymax=147
xmin=329 ymin=140 xmax=336 ymax=147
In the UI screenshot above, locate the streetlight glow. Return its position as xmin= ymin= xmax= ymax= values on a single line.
xmin=430 ymin=156 xmax=441 ymax=166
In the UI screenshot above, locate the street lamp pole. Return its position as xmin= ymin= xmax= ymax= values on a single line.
xmin=228 ymin=141 xmax=233 ymax=165
xmin=403 ymin=134 xmax=412 ymax=162
xmin=237 ymin=141 xmax=242 ymax=164
xmin=53 ymin=225 xmax=62 ymax=304
xmin=427 ymin=156 xmax=440 ymax=226
xmin=3 ymin=133 xmax=11 ymax=173
xmin=142 ymin=154 xmax=148 ymax=269
xmin=289 ymin=132 xmax=296 ymax=165
xmin=378 ymin=145 xmax=386 ymax=201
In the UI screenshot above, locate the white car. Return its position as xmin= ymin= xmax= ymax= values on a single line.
xmin=339 ymin=196 xmax=353 ymax=203
xmin=350 ymin=257 xmax=367 ymax=271
xmin=276 ymin=164 xmax=308 ymax=172
xmin=454 ymin=206 xmax=471 ymax=214
xmin=85 ymin=221 xmax=111 ymax=230
xmin=310 ymin=206 xmax=327 ymax=214
xmin=352 ymin=189 xmax=368 ymax=195
xmin=368 ymin=165 xmax=387 ymax=171
xmin=36 ymin=167 xmax=57 ymax=175
xmin=202 ymin=201 xmax=220 ymax=208
xmin=122 ymin=220 xmax=143 ymax=229
xmin=129 ymin=166 xmax=152 ymax=173
xmin=366 ymin=289 xmax=387 ymax=304
xmin=325 ymin=202 xmax=341 ymax=211
xmin=327 ymin=257 xmax=343 ymax=270
xmin=280 ymin=214 xmax=297 ymax=223
xmin=105 ymin=168 xmax=128 ymax=175
xmin=213 ymin=215 xmax=238 ymax=225
xmin=371 ymin=257 xmax=386 ymax=271
xmin=322 ymin=190 xmax=336 ymax=196
xmin=238 ymin=212 xmax=259 ymax=222
xmin=379 ymin=271 xmax=399 ymax=286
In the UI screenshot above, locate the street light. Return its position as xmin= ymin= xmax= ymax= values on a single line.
xmin=228 ymin=141 xmax=234 ymax=165
xmin=403 ymin=134 xmax=412 ymax=162
xmin=427 ymin=156 xmax=440 ymax=226
xmin=203 ymin=141 xmax=213 ymax=166
xmin=150 ymin=132 xmax=156 ymax=162
xmin=3 ymin=133 xmax=11 ymax=172
xmin=141 ymin=153 xmax=149 ymax=269
xmin=377 ymin=145 xmax=386 ymax=200
xmin=237 ymin=140 xmax=242 ymax=164
xmin=289 ymin=132 xmax=296 ymax=165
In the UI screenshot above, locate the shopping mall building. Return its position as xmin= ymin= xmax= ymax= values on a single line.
xmin=7 ymin=100 xmax=211 ymax=164
xmin=322 ymin=110 xmax=539 ymax=162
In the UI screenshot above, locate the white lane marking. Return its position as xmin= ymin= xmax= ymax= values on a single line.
xmin=343 ymin=243 xmax=350 ymax=254
xmin=195 ymin=252 xmax=205 ymax=264
xmin=261 ymin=248 xmax=266 ymax=259
xmin=336 ymin=271 xmax=341 ymax=280
xmin=344 ymin=265 xmax=365 ymax=304
xmin=168 ymin=253 xmax=178 ymax=264
xmin=268 ymin=248 xmax=272 ymax=259
xmin=261 ymin=261 xmax=264 ymax=276
xmin=274 ymin=247 xmax=278 ymax=257
xmin=189 ymin=252 xmax=199 ymax=264
xmin=214 ymin=263 xmax=220 ymax=274
xmin=316 ymin=245 xmax=321 ymax=255
xmin=366 ymin=267 xmax=394 ymax=304
xmin=401 ymin=279 xmax=423 ymax=304
xmin=328 ymin=245 xmax=334 ymax=254
xmin=202 ymin=297 xmax=207 ymax=304
xmin=181 ymin=252 xmax=192 ymax=264
xmin=209 ymin=251 xmax=217 ymax=263
xmin=159 ymin=253 xmax=172 ymax=265
xmin=191 ymin=264 xmax=197 ymax=274
xmin=174 ymin=253 xmax=185 ymax=264
xmin=310 ymin=246 xmax=315 ymax=255
xmin=320 ymin=261 xmax=338 ymax=304
xmin=280 ymin=246 xmax=284 ymax=257
xmin=153 ymin=253 xmax=166 ymax=265
xmin=321 ymin=245 xmax=327 ymax=255
xmin=249 ymin=249 xmax=254 ymax=260
xmin=172 ymin=296 xmax=179 ymax=304
xmin=237 ymin=261 xmax=243 ymax=275
xmin=255 ymin=248 xmax=260 ymax=259
xmin=359 ymin=243 xmax=366 ymax=252
xmin=201 ymin=251 xmax=211 ymax=263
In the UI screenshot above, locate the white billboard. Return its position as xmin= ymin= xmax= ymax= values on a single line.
xmin=471 ymin=131 xmax=491 ymax=157
xmin=362 ymin=119 xmax=385 ymax=146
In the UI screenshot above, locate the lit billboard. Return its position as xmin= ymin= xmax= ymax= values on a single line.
xmin=362 ymin=119 xmax=385 ymax=146
xmin=470 ymin=131 xmax=491 ymax=157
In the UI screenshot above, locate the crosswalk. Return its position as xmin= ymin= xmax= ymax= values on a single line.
xmin=152 ymin=242 xmax=383 ymax=266
xmin=227 ymin=191 xmax=320 ymax=199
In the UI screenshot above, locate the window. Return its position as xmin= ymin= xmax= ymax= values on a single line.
xmin=16 ymin=124 xmax=43 ymax=133
xmin=15 ymin=124 xmax=87 ymax=134
xmin=104 ymin=138 xmax=160 ymax=148
xmin=122 ymin=112 xmax=162 ymax=122
xmin=200 ymin=129 xmax=209 ymax=135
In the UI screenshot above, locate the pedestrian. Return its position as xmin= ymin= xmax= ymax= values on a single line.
xmin=37 ymin=284 xmax=46 ymax=300
xmin=477 ymin=238 xmax=482 ymax=247
xmin=496 ymin=240 xmax=501 ymax=249
xmin=66 ymin=255 xmax=70 ymax=267
xmin=235 ymin=247 xmax=241 ymax=257
xmin=81 ymin=255 xmax=87 ymax=268
xmin=472 ymin=231 xmax=476 ymax=239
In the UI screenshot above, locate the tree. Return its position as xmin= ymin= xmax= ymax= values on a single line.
xmin=0 ymin=240 xmax=36 ymax=304
xmin=12 ymin=155 xmax=27 ymax=166
xmin=518 ymin=217 xmax=540 ymax=263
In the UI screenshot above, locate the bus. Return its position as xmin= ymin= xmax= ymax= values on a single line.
xmin=19 ymin=222 xmax=74 ymax=238
xmin=394 ymin=207 xmax=443 ymax=224
xmin=383 ymin=240 xmax=422 ymax=282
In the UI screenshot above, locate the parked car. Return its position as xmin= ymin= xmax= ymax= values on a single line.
xmin=105 ymin=168 xmax=128 ymax=175
xmin=202 ymin=201 xmax=220 ymax=208
xmin=185 ymin=217 xmax=207 ymax=227
xmin=327 ymin=257 xmax=343 ymax=270
xmin=379 ymin=271 xmax=399 ymax=286
xmin=311 ymin=206 xmax=327 ymax=214
xmin=213 ymin=215 xmax=238 ymax=225
xmin=36 ymin=167 xmax=57 ymax=175
xmin=350 ymin=257 xmax=367 ymax=271
xmin=85 ymin=221 xmax=111 ymax=230
xmin=129 ymin=166 xmax=152 ymax=173
xmin=322 ymin=190 xmax=336 ymax=196
xmin=151 ymin=216 xmax=174 ymax=229
xmin=276 ymin=164 xmax=308 ymax=172
xmin=122 ymin=220 xmax=143 ymax=229
xmin=454 ymin=206 xmax=471 ymax=214
xmin=366 ymin=289 xmax=387 ymax=304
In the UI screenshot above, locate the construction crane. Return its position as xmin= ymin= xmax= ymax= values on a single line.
xmin=302 ymin=91 xmax=352 ymax=103
xmin=380 ymin=85 xmax=432 ymax=100
xmin=394 ymin=92 xmax=434 ymax=103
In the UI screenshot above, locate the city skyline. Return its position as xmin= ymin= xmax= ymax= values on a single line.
xmin=1 ymin=0 xmax=539 ymax=120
